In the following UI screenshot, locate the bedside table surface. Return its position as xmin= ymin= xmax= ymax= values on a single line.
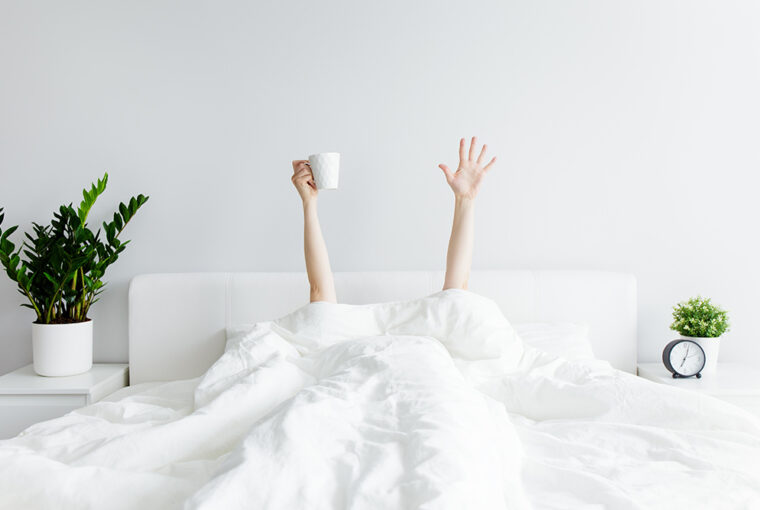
xmin=637 ymin=362 xmax=760 ymax=396
xmin=0 ymin=363 xmax=129 ymax=395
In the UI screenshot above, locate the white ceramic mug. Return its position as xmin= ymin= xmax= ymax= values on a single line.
xmin=308 ymin=153 xmax=340 ymax=190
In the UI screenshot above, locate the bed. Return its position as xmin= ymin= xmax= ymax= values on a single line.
xmin=128 ymin=270 xmax=638 ymax=384
xmin=0 ymin=270 xmax=758 ymax=509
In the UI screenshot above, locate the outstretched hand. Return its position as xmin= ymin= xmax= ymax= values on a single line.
xmin=438 ymin=137 xmax=496 ymax=200
xmin=292 ymin=160 xmax=317 ymax=204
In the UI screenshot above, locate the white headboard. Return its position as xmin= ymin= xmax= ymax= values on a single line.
xmin=128 ymin=271 xmax=637 ymax=384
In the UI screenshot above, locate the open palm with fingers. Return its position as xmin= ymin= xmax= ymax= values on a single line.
xmin=438 ymin=137 xmax=496 ymax=199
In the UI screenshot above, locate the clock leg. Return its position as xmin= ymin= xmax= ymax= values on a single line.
xmin=696 ymin=373 xmax=702 ymax=379
xmin=672 ymin=373 xmax=679 ymax=379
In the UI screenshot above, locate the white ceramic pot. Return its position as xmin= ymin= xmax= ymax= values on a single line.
xmin=308 ymin=152 xmax=340 ymax=190
xmin=682 ymin=335 xmax=720 ymax=374
xmin=32 ymin=320 xmax=93 ymax=377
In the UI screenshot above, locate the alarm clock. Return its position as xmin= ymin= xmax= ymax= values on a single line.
xmin=662 ymin=339 xmax=706 ymax=379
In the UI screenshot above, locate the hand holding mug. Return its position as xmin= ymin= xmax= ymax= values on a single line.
xmin=292 ymin=160 xmax=317 ymax=203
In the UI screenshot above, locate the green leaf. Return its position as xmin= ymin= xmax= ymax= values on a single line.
xmin=97 ymin=173 xmax=108 ymax=194
xmin=0 ymin=224 xmax=16 ymax=241
xmin=42 ymin=272 xmax=59 ymax=285
xmin=113 ymin=212 xmax=123 ymax=231
xmin=77 ymin=172 xmax=109 ymax=224
xmin=0 ymin=225 xmax=17 ymax=256
xmin=16 ymin=267 xmax=28 ymax=286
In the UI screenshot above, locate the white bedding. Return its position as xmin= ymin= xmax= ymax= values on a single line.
xmin=512 ymin=322 xmax=594 ymax=361
xmin=1 ymin=290 xmax=759 ymax=509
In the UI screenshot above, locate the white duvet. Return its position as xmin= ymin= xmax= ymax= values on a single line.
xmin=1 ymin=290 xmax=759 ymax=509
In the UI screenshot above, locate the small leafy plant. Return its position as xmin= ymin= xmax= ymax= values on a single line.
xmin=0 ymin=173 xmax=148 ymax=324
xmin=670 ymin=296 xmax=729 ymax=338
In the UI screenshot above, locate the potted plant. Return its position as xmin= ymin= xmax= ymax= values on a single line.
xmin=0 ymin=173 xmax=148 ymax=376
xmin=670 ymin=296 xmax=729 ymax=373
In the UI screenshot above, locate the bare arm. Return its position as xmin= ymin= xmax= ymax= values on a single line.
xmin=292 ymin=160 xmax=337 ymax=303
xmin=438 ymin=137 xmax=496 ymax=290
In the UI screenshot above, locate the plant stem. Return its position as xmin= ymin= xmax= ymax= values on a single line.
xmin=22 ymin=288 xmax=43 ymax=322
xmin=78 ymin=269 xmax=85 ymax=320
xmin=71 ymin=270 xmax=77 ymax=320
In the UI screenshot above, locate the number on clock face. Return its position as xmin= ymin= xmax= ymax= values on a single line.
xmin=669 ymin=341 xmax=705 ymax=376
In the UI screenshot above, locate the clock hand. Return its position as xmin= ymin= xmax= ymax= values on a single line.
xmin=681 ymin=345 xmax=690 ymax=367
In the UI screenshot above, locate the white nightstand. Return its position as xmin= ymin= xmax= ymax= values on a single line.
xmin=0 ymin=363 xmax=129 ymax=439
xmin=637 ymin=362 xmax=760 ymax=418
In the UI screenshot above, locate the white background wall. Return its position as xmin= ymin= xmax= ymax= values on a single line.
xmin=1 ymin=1 xmax=759 ymax=376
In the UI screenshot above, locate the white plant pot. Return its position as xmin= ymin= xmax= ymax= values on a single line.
xmin=681 ymin=335 xmax=720 ymax=374
xmin=32 ymin=320 xmax=93 ymax=377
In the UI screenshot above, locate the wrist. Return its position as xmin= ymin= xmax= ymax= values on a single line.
xmin=454 ymin=195 xmax=475 ymax=207
xmin=303 ymin=198 xmax=318 ymax=213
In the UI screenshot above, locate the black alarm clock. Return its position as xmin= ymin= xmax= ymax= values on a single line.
xmin=662 ymin=339 xmax=706 ymax=379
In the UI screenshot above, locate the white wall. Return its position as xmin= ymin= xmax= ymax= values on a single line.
xmin=1 ymin=0 xmax=759 ymax=376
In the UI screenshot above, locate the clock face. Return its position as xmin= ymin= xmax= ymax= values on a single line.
xmin=668 ymin=341 xmax=705 ymax=376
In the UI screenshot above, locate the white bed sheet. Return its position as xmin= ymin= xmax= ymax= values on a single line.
xmin=1 ymin=290 xmax=758 ymax=509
